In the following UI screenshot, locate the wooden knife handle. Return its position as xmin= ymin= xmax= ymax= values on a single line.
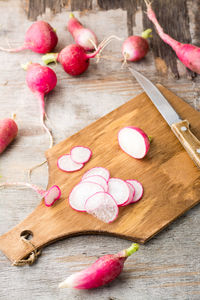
xmin=171 ymin=120 xmax=200 ymax=168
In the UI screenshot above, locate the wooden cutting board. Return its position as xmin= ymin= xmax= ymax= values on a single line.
xmin=0 ymin=85 xmax=200 ymax=264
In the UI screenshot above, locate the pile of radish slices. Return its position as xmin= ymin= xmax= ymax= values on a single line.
xmin=69 ymin=167 xmax=143 ymax=223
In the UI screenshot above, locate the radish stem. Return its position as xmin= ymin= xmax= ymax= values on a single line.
xmin=42 ymin=53 xmax=58 ymax=65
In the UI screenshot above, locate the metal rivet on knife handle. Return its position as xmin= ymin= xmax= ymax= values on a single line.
xmin=171 ymin=120 xmax=200 ymax=168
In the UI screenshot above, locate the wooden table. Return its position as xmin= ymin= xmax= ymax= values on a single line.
xmin=0 ymin=0 xmax=200 ymax=299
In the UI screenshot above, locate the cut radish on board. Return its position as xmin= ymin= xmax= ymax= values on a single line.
xmin=126 ymin=180 xmax=143 ymax=203
xmin=121 ymin=181 xmax=135 ymax=206
xmin=82 ymin=175 xmax=108 ymax=192
xmin=85 ymin=192 xmax=119 ymax=223
xmin=57 ymin=154 xmax=84 ymax=172
xmin=108 ymin=178 xmax=130 ymax=206
xmin=44 ymin=185 xmax=61 ymax=207
xmin=118 ymin=127 xmax=150 ymax=159
xmin=82 ymin=167 xmax=110 ymax=182
xmin=69 ymin=181 xmax=104 ymax=211
xmin=70 ymin=146 xmax=92 ymax=164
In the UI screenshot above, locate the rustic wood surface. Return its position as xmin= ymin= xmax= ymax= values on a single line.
xmin=0 ymin=0 xmax=200 ymax=299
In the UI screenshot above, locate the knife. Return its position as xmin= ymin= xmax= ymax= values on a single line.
xmin=129 ymin=67 xmax=200 ymax=168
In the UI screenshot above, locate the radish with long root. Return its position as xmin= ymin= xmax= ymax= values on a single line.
xmin=0 ymin=21 xmax=58 ymax=54
xmin=144 ymin=0 xmax=200 ymax=74
xmin=59 ymin=243 xmax=139 ymax=289
xmin=67 ymin=13 xmax=98 ymax=51
xmin=0 ymin=116 xmax=18 ymax=154
xmin=0 ymin=182 xmax=61 ymax=207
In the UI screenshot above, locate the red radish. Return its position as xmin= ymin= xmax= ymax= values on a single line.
xmin=85 ymin=192 xmax=118 ymax=223
xmin=108 ymin=178 xmax=130 ymax=206
xmin=0 ymin=182 xmax=61 ymax=207
xmin=69 ymin=181 xmax=104 ymax=211
xmin=67 ymin=13 xmax=98 ymax=51
xmin=126 ymin=180 xmax=143 ymax=203
xmin=57 ymin=154 xmax=84 ymax=172
xmin=0 ymin=21 xmax=58 ymax=54
xmin=82 ymin=167 xmax=110 ymax=182
xmin=82 ymin=175 xmax=108 ymax=192
xmin=23 ymin=62 xmax=57 ymax=148
xmin=59 ymin=242 xmax=139 ymax=289
xmin=144 ymin=0 xmax=200 ymax=74
xmin=70 ymin=146 xmax=92 ymax=164
xmin=121 ymin=181 xmax=135 ymax=206
xmin=122 ymin=29 xmax=152 ymax=62
xmin=118 ymin=127 xmax=150 ymax=159
xmin=0 ymin=117 xmax=18 ymax=154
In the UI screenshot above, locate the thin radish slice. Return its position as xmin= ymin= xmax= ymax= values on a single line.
xmin=85 ymin=192 xmax=119 ymax=223
xmin=118 ymin=127 xmax=150 ymax=159
xmin=82 ymin=175 xmax=108 ymax=192
xmin=44 ymin=185 xmax=61 ymax=207
xmin=121 ymin=181 xmax=135 ymax=206
xmin=69 ymin=181 xmax=104 ymax=211
xmin=126 ymin=180 xmax=143 ymax=203
xmin=57 ymin=154 xmax=83 ymax=172
xmin=70 ymin=146 xmax=92 ymax=164
xmin=82 ymin=167 xmax=110 ymax=182
xmin=108 ymin=178 xmax=130 ymax=206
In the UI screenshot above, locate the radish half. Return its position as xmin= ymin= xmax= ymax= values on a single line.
xmin=85 ymin=192 xmax=119 ymax=223
xmin=126 ymin=180 xmax=143 ymax=203
xmin=70 ymin=146 xmax=92 ymax=164
xmin=44 ymin=185 xmax=61 ymax=207
xmin=82 ymin=167 xmax=110 ymax=182
xmin=69 ymin=181 xmax=104 ymax=211
xmin=108 ymin=178 xmax=130 ymax=206
xmin=57 ymin=154 xmax=83 ymax=172
xmin=82 ymin=175 xmax=108 ymax=192
xmin=121 ymin=181 xmax=135 ymax=206
xmin=118 ymin=127 xmax=150 ymax=159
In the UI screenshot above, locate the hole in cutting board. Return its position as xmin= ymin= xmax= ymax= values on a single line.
xmin=20 ymin=230 xmax=33 ymax=240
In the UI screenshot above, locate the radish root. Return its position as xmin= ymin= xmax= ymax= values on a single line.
xmin=96 ymin=35 xmax=122 ymax=63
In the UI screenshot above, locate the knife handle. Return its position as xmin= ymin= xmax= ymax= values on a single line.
xmin=171 ymin=120 xmax=200 ymax=168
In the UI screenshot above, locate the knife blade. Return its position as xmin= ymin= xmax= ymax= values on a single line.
xmin=129 ymin=67 xmax=200 ymax=168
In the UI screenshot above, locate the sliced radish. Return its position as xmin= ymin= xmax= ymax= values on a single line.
xmin=118 ymin=127 xmax=150 ymax=159
xmin=57 ymin=154 xmax=83 ymax=172
xmin=69 ymin=181 xmax=104 ymax=211
xmin=121 ymin=181 xmax=135 ymax=206
xmin=108 ymin=178 xmax=130 ymax=206
xmin=82 ymin=167 xmax=110 ymax=182
xmin=126 ymin=180 xmax=143 ymax=203
xmin=44 ymin=185 xmax=61 ymax=207
xmin=85 ymin=192 xmax=119 ymax=223
xmin=70 ymin=146 xmax=92 ymax=164
xmin=82 ymin=175 xmax=108 ymax=192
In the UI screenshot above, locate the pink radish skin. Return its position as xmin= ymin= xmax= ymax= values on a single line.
xmin=118 ymin=126 xmax=150 ymax=159
xmin=82 ymin=167 xmax=110 ymax=182
xmin=85 ymin=192 xmax=119 ymax=223
xmin=0 ymin=118 xmax=18 ymax=154
xmin=42 ymin=44 xmax=102 ymax=76
xmin=0 ymin=21 xmax=58 ymax=54
xmin=122 ymin=36 xmax=149 ymax=62
xmin=59 ymin=243 xmax=139 ymax=289
xmin=69 ymin=181 xmax=104 ymax=211
xmin=108 ymin=178 xmax=130 ymax=206
xmin=67 ymin=13 xmax=98 ymax=51
xmin=70 ymin=146 xmax=92 ymax=164
xmin=82 ymin=175 xmax=108 ymax=192
xmin=57 ymin=154 xmax=84 ymax=172
xmin=145 ymin=0 xmax=200 ymax=74
xmin=126 ymin=180 xmax=143 ymax=203
xmin=121 ymin=181 xmax=135 ymax=206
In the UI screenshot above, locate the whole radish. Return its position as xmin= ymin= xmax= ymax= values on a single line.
xmin=144 ymin=0 xmax=200 ymax=74
xmin=59 ymin=243 xmax=139 ymax=289
xmin=0 ymin=21 xmax=58 ymax=54
xmin=0 ymin=117 xmax=18 ymax=154
xmin=122 ymin=29 xmax=152 ymax=62
xmin=23 ymin=62 xmax=57 ymax=148
xmin=67 ymin=13 xmax=98 ymax=51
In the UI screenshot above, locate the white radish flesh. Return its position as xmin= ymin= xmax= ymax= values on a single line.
xmin=121 ymin=181 xmax=135 ymax=206
xmin=82 ymin=167 xmax=110 ymax=182
xmin=70 ymin=146 xmax=92 ymax=164
xmin=82 ymin=175 xmax=108 ymax=192
xmin=85 ymin=192 xmax=119 ymax=223
xmin=44 ymin=185 xmax=61 ymax=207
xmin=57 ymin=154 xmax=83 ymax=172
xmin=118 ymin=127 xmax=150 ymax=159
xmin=126 ymin=180 xmax=143 ymax=203
xmin=69 ymin=181 xmax=104 ymax=211
xmin=108 ymin=178 xmax=130 ymax=206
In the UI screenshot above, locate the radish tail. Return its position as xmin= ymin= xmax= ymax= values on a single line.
xmin=27 ymin=160 xmax=47 ymax=182
xmin=0 ymin=44 xmax=29 ymax=53
xmin=41 ymin=114 xmax=53 ymax=148
xmin=0 ymin=182 xmax=46 ymax=196
xmin=42 ymin=53 xmax=58 ymax=65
